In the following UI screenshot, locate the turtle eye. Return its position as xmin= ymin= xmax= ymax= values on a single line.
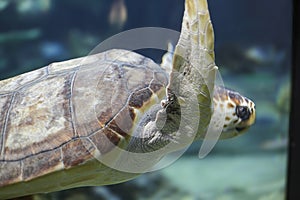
xmin=236 ymin=106 xmax=250 ymax=121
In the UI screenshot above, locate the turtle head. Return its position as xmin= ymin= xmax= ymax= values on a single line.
xmin=213 ymin=87 xmax=256 ymax=139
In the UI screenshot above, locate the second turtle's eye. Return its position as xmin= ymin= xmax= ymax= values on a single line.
xmin=236 ymin=106 xmax=250 ymax=121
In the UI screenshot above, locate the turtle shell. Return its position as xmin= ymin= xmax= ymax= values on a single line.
xmin=0 ymin=49 xmax=168 ymax=198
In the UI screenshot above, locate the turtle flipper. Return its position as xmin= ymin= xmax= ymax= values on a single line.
xmin=164 ymin=0 xmax=218 ymax=141
xmin=173 ymin=0 xmax=215 ymax=69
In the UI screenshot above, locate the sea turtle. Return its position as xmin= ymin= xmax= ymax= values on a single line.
xmin=0 ymin=0 xmax=255 ymax=199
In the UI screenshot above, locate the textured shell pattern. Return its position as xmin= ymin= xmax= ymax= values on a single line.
xmin=0 ymin=49 xmax=168 ymax=198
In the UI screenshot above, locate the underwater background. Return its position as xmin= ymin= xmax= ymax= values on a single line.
xmin=0 ymin=0 xmax=292 ymax=199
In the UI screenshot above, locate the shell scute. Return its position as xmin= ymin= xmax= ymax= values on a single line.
xmin=89 ymin=128 xmax=122 ymax=155
xmin=3 ymin=73 xmax=74 ymax=160
xmin=107 ymin=106 xmax=136 ymax=138
xmin=122 ymin=65 xmax=153 ymax=92
xmin=129 ymin=88 xmax=153 ymax=109
xmin=0 ymin=161 xmax=22 ymax=187
xmin=22 ymin=148 xmax=63 ymax=181
xmin=62 ymin=138 xmax=95 ymax=168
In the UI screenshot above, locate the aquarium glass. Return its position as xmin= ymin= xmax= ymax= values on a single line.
xmin=0 ymin=0 xmax=291 ymax=199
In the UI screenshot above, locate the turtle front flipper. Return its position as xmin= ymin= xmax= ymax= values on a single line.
xmin=161 ymin=0 xmax=218 ymax=147
xmin=125 ymin=0 xmax=218 ymax=158
xmin=117 ymin=0 xmax=219 ymax=171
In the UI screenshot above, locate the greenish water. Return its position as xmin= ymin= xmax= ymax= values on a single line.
xmin=0 ymin=0 xmax=291 ymax=199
